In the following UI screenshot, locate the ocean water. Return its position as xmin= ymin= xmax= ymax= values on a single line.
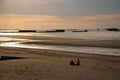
xmin=0 ymin=30 xmax=120 ymax=40
xmin=0 ymin=31 xmax=120 ymax=56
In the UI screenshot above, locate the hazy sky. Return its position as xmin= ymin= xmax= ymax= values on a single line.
xmin=0 ymin=0 xmax=120 ymax=30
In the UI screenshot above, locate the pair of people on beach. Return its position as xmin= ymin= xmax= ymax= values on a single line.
xmin=70 ymin=59 xmax=80 ymax=66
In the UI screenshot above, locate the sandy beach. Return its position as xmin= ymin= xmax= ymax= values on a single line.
xmin=0 ymin=35 xmax=120 ymax=80
xmin=0 ymin=46 xmax=120 ymax=80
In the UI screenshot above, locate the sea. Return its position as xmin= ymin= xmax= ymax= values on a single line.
xmin=0 ymin=30 xmax=120 ymax=56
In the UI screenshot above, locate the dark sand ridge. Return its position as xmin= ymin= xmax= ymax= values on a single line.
xmin=0 ymin=46 xmax=120 ymax=80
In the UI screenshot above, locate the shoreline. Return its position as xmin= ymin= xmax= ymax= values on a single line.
xmin=1 ymin=45 xmax=120 ymax=57
xmin=22 ymin=40 xmax=120 ymax=49
xmin=0 ymin=35 xmax=120 ymax=56
xmin=0 ymin=35 xmax=120 ymax=49
xmin=0 ymin=46 xmax=120 ymax=62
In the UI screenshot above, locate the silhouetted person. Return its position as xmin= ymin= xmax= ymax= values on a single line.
xmin=70 ymin=60 xmax=75 ymax=65
xmin=76 ymin=59 xmax=80 ymax=66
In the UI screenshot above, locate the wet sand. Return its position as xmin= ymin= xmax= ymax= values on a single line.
xmin=0 ymin=46 xmax=120 ymax=80
xmin=0 ymin=35 xmax=120 ymax=48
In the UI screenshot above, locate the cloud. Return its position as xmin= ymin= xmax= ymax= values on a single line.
xmin=81 ymin=14 xmax=120 ymax=21
xmin=0 ymin=13 xmax=119 ymax=30
xmin=0 ymin=0 xmax=120 ymax=17
xmin=0 ymin=14 xmax=65 ymax=23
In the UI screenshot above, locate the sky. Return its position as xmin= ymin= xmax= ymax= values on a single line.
xmin=0 ymin=0 xmax=120 ymax=30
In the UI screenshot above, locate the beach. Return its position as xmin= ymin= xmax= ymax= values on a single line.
xmin=0 ymin=33 xmax=120 ymax=80
xmin=0 ymin=45 xmax=120 ymax=80
xmin=0 ymin=0 xmax=120 ymax=79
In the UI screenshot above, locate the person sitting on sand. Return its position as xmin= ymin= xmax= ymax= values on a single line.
xmin=76 ymin=59 xmax=80 ymax=66
xmin=70 ymin=60 xmax=75 ymax=65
